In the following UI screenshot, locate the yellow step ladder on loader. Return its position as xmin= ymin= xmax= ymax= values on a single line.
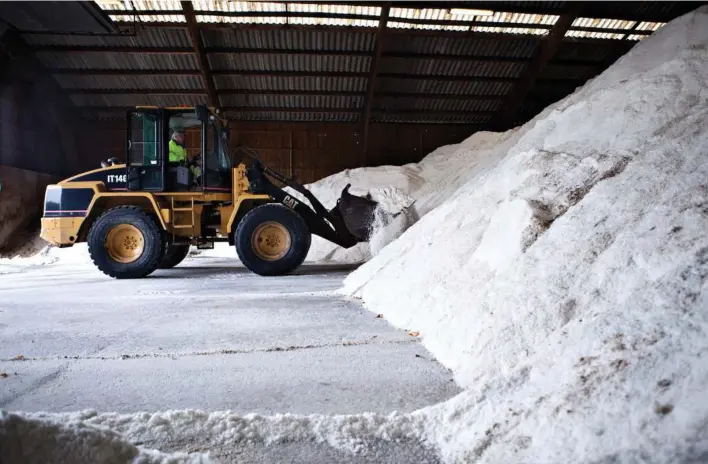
xmin=171 ymin=196 xmax=196 ymax=236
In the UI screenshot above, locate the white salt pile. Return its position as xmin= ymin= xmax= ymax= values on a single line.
xmin=342 ymin=5 xmax=708 ymax=463
xmin=0 ymin=411 xmax=207 ymax=464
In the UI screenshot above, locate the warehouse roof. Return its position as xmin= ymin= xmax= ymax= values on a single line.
xmin=1 ymin=1 xmax=705 ymax=131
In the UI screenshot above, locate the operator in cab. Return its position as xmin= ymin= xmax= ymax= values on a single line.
xmin=169 ymin=128 xmax=187 ymax=163
xmin=169 ymin=128 xmax=201 ymax=183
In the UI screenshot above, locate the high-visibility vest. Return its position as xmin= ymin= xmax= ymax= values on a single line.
xmin=169 ymin=140 xmax=187 ymax=163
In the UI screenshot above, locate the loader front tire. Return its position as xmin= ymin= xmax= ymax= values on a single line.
xmin=235 ymin=204 xmax=311 ymax=276
xmin=88 ymin=206 xmax=165 ymax=279
xmin=159 ymin=243 xmax=190 ymax=269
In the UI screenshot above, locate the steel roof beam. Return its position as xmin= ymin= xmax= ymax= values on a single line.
xmin=29 ymin=45 xmax=607 ymax=66
xmin=49 ymin=68 xmax=583 ymax=85
xmin=68 ymin=89 xmax=207 ymax=95
xmin=222 ymin=107 xmax=359 ymax=114
xmin=50 ymin=69 xmax=204 ymax=76
xmin=105 ymin=8 xmax=671 ymax=27
xmin=181 ymin=1 xmax=219 ymax=109
xmin=219 ymin=90 xmax=364 ymax=97
xmin=67 ymin=89 xmax=520 ymax=102
xmin=211 ymin=70 xmax=369 ymax=78
xmin=66 ymin=89 xmax=559 ymax=103
xmin=76 ymin=105 xmax=494 ymax=117
xmin=378 ymin=73 xmax=517 ymax=83
xmin=361 ymin=2 xmax=390 ymax=161
xmin=33 ymin=45 xmax=195 ymax=54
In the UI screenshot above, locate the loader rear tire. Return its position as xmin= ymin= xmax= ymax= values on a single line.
xmin=159 ymin=243 xmax=190 ymax=269
xmin=88 ymin=206 xmax=164 ymax=279
xmin=235 ymin=204 xmax=311 ymax=276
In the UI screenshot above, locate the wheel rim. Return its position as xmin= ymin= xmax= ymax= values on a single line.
xmin=105 ymin=224 xmax=145 ymax=264
xmin=251 ymin=221 xmax=291 ymax=261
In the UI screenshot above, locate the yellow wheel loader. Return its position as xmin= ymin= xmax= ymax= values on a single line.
xmin=40 ymin=105 xmax=381 ymax=278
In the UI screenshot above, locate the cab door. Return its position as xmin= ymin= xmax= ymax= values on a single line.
xmin=126 ymin=109 xmax=165 ymax=191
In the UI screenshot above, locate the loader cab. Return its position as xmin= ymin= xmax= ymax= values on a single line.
xmin=125 ymin=105 xmax=232 ymax=193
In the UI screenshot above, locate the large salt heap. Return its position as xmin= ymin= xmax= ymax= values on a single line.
xmin=287 ymin=130 xmax=516 ymax=263
xmin=342 ymin=6 xmax=708 ymax=463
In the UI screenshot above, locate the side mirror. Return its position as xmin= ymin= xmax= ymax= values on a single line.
xmin=195 ymin=105 xmax=209 ymax=122
xmin=102 ymin=157 xmax=120 ymax=168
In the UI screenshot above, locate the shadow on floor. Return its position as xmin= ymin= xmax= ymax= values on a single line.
xmin=291 ymin=263 xmax=361 ymax=275
xmin=151 ymin=263 xmax=361 ymax=279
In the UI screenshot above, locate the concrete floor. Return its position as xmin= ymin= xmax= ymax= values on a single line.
xmin=0 ymin=256 xmax=458 ymax=462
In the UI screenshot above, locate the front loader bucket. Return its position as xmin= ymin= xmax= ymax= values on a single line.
xmin=335 ymin=184 xmax=382 ymax=242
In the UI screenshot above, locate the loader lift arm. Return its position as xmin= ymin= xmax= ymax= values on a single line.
xmin=246 ymin=159 xmax=362 ymax=249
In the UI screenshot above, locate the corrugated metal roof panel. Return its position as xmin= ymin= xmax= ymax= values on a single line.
xmin=208 ymin=53 xmax=369 ymax=72
xmin=287 ymin=3 xmax=380 ymax=17
xmin=469 ymin=25 xmax=548 ymax=36
xmin=636 ymin=21 xmax=665 ymax=31
xmin=372 ymin=112 xmax=489 ymax=124
xmin=220 ymin=94 xmax=362 ymax=109
xmin=54 ymin=74 xmax=203 ymax=90
xmin=387 ymin=8 xmax=558 ymax=32
xmin=388 ymin=7 xmax=470 ymax=32
xmin=214 ymin=75 xmax=367 ymax=92
xmin=566 ymin=17 xmax=665 ymax=40
xmin=194 ymin=1 xmax=285 ymax=13
xmin=197 ymin=14 xmax=285 ymax=24
xmin=375 ymin=77 xmax=514 ymax=96
xmin=485 ymin=11 xmax=559 ymax=25
xmin=378 ymin=58 xmax=526 ymax=79
xmin=287 ymin=18 xmax=378 ymax=28
xmin=194 ymin=1 xmax=379 ymax=27
xmin=226 ymin=110 xmax=359 ymax=123
xmin=387 ymin=21 xmax=467 ymax=32
xmin=374 ymin=96 xmax=502 ymax=113
xmin=200 ymin=28 xmax=375 ymax=51
xmin=22 ymin=28 xmax=191 ymax=48
xmin=383 ymin=34 xmax=540 ymax=59
xmin=572 ymin=17 xmax=636 ymax=29
xmin=390 ymin=7 xmax=481 ymax=21
xmin=35 ymin=52 xmax=198 ymax=70
xmin=109 ymin=13 xmax=185 ymax=22
xmin=626 ymin=34 xmax=646 ymax=42
xmin=198 ymin=15 xmax=379 ymax=27
xmin=98 ymin=0 xmax=184 ymax=21
xmin=70 ymin=94 xmax=207 ymax=107
xmin=566 ymin=30 xmax=624 ymax=40
xmin=97 ymin=0 xmax=181 ymax=11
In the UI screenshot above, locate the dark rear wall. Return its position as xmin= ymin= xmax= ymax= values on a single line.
xmin=0 ymin=31 xmax=86 ymax=178
xmin=82 ymin=121 xmax=476 ymax=185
